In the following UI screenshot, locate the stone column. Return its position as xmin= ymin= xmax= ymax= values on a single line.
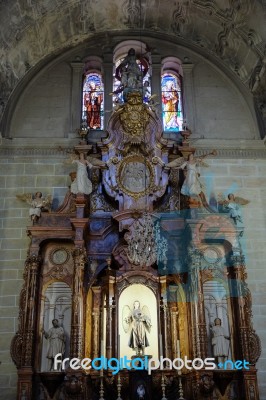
xmin=70 ymin=248 xmax=86 ymax=358
xmin=160 ymin=276 xmax=171 ymax=358
xmin=151 ymin=54 xmax=162 ymax=118
xmin=182 ymin=63 xmax=196 ymax=132
xmin=70 ymin=62 xmax=84 ymax=134
xmin=103 ymin=52 xmax=113 ymax=129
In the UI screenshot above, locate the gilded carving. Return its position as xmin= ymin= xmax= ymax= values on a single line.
xmin=248 ymin=330 xmax=262 ymax=364
xmin=116 ymin=154 xmax=155 ymax=199
xmin=119 ymin=91 xmax=150 ymax=144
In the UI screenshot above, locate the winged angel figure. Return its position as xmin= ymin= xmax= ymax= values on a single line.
xmin=156 ymin=150 xmax=217 ymax=197
xmin=66 ymin=152 xmax=107 ymax=195
xmin=16 ymin=192 xmax=52 ymax=222
xmin=218 ymin=193 xmax=249 ymax=225
xmin=122 ymin=300 xmax=152 ymax=356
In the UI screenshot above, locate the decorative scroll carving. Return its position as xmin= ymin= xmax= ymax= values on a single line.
xmin=10 ymin=333 xmax=23 ymax=368
xmin=199 ymin=373 xmax=215 ymax=395
xmin=248 ymin=330 xmax=262 ymax=364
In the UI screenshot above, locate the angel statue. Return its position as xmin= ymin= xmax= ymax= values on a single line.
xmin=163 ymin=150 xmax=217 ymax=199
xmin=68 ymin=152 xmax=107 ymax=195
xmin=123 ymin=300 xmax=152 ymax=356
xmin=16 ymin=192 xmax=52 ymax=222
xmin=218 ymin=193 xmax=249 ymax=225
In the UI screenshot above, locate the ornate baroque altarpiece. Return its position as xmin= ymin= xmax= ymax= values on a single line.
xmin=11 ymin=80 xmax=261 ymax=399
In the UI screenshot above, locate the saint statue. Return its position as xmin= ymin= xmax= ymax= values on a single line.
xmin=210 ymin=318 xmax=230 ymax=365
xmin=113 ymin=48 xmax=149 ymax=102
xmin=42 ymin=319 xmax=66 ymax=371
xmin=123 ymin=300 xmax=151 ymax=356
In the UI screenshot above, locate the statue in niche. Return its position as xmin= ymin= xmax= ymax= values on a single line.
xmin=42 ymin=319 xmax=66 ymax=371
xmin=16 ymin=192 xmax=52 ymax=223
xmin=218 ymin=193 xmax=249 ymax=225
xmin=210 ymin=318 xmax=230 ymax=366
xmin=123 ymin=300 xmax=151 ymax=356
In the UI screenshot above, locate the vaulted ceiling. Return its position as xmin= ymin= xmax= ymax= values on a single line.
xmin=1 ymin=0 xmax=266 ymax=128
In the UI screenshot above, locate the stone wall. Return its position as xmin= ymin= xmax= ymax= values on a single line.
xmin=0 ymin=143 xmax=266 ymax=399
xmin=10 ymin=62 xmax=72 ymax=138
xmin=0 ymin=147 xmax=71 ymax=399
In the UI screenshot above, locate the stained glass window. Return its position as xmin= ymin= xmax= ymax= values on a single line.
xmin=161 ymin=73 xmax=183 ymax=131
xmin=82 ymin=73 xmax=104 ymax=130
xmin=113 ymin=55 xmax=151 ymax=105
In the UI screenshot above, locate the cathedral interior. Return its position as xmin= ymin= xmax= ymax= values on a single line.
xmin=0 ymin=1 xmax=266 ymax=399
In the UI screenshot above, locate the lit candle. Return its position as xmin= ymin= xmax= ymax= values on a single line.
xmin=159 ymin=334 xmax=163 ymax=356
xmin=176 ymin=339 xmax=180 ymax=359
xmin=177 ymin=339 xmax=181 ymax=376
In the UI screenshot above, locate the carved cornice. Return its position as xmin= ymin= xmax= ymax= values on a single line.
xmin=1 ymin=144 xmax=265 ymax=159
xmin=0 ymin=146 xmax=74 ymax=157
xmin=194 ymin=147 xmax=266 ymax=159
xmin=116 ymin=272 xmax=159 ymax=297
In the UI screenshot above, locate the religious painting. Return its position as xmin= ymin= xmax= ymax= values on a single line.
xmin=161 ymin=73 xmax=183 ymax=131
xmin=82 ymin=73 xmax=104 ymax=130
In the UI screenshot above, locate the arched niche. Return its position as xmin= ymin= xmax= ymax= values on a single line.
xmin=118 ymin=283 xmax=159 ymax=359
xmin=40 ymin=281 xmax=72 ymax=371
xmin=203 ymin=280 xmax=232 ymax=361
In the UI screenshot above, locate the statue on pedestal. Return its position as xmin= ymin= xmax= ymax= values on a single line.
xmin=42 ymin=319 xmax=66 ymax=371
xmin=123 ymin=300 xmax=151 ymax=356
xmin=210 ymin=318 xmax=230 ymax=366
